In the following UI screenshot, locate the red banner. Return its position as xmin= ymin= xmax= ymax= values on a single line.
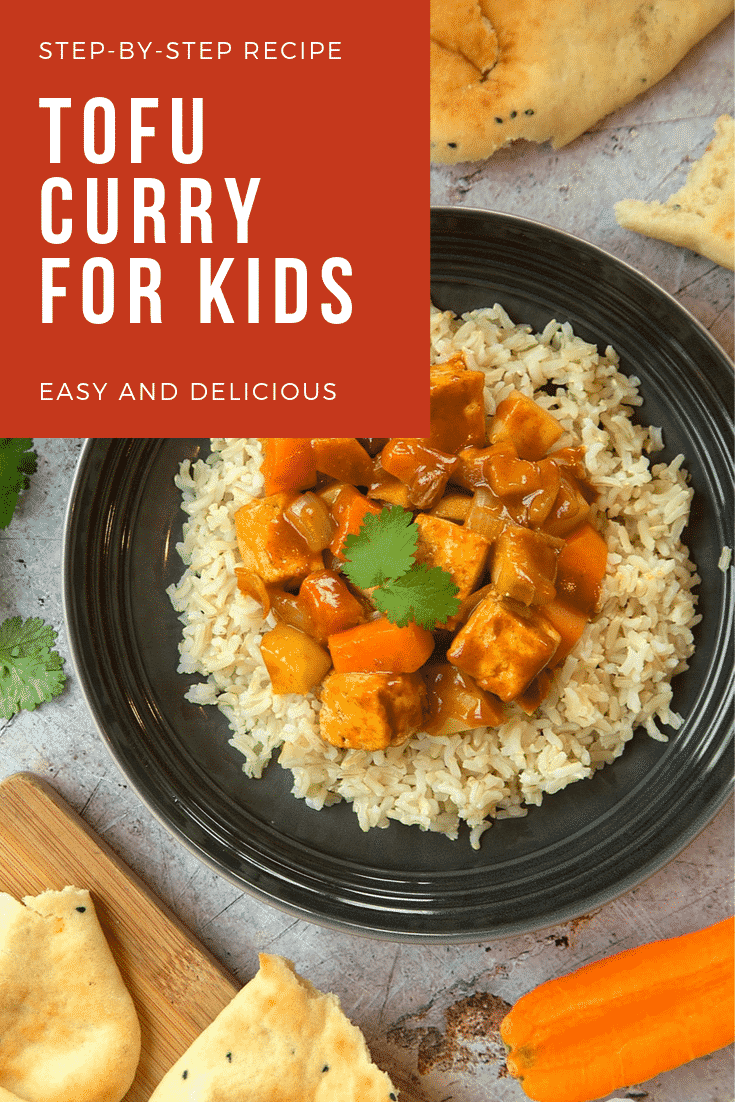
xmin=3 ymin=0 xmax=428 ymax=437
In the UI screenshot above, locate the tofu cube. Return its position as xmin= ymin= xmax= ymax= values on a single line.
xmin=428 ymin=355 xmax=487 ymax=454
xmin=414 ymin=514 xmax=490 ymax=627
xmin=318 ymin=671 xmax=426 ymax=750
xmin=235 ymin=492 xmax=324 ymax=587
xmin=447 ymin=593 xmax=561 ymax=702
xmin=489 ymin=390 xmax=564 ymax=460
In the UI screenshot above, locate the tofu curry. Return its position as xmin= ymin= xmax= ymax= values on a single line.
xmin=234 ymin=354 xmax=608 ymax=752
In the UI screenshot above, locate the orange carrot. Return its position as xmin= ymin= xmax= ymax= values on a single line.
xmin=311 ymin=438 xmax=373 ymax=486
xmin=540 ymin=599 xmax=589 ymax=664
xmin=501 ymin=916 xmax=735 ymax=1102
xmin=554 ymin=521 xmax=608 ymax=615
xmin=328 ymin=486 xmax=381 ymax=561
xmin=328 ymin=617 xmax=435 ymax=674
xmin=260 ymin=438 xmax=316 ymax=495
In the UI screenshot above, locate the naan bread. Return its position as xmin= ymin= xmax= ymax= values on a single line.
xmin=615 ymin=115 xmax=734 ymax=269
xmin=431 ymin=0 xmax=734 ymax=163
xmin=149 ymin=953 xmax=398 ymax=1102
xmin=0 ymin=887 xmax=141 ymax=1102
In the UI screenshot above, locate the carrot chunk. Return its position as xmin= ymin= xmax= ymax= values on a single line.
xmin=555 ymin=521 xmax=608 ymax=615
xmin=328 ymin=486 xmax=382 ymax=561
xmin=260 ymin=438 xmax=316 ymax=495
xmin=312 ymin=438 xmax=373 ymax=486
xmin=540 ymin=599 xmax=589 ymax=664
xmin=328 ymin=617 xmax=435 ymax=674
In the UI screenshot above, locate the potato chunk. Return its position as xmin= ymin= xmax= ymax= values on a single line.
xmin=447 ymin=593 xmax=561 ymax=702
xmin=260 ymin=622 xmax=332 ymax=695
xmin=414 ymin=513 xmax=490 ymax=627
xmin=319 ymin=671 xmax=427 ymax=750
xmin=235 ymin=493 xmax=324 ymax=587
xmin=427 ymin=355 xmax=487 ymax=454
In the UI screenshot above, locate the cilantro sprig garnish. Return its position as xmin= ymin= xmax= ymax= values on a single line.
xmin=0 ymin=617 xmax=66 ymax=719
xmin=0 ymin=439 xmax=38 ymax=529
xmin=342 ymin=506 xmax=461 ymax=630
xmin=342 ymin=506 xmax=417 ymax=587
xmin=0 ymin=445 xmax=66 ymax=719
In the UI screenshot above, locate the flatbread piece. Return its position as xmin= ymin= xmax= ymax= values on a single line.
xmin=0 ymin=886 xmax=141 ymax=1102
xmin=431 ymin=0 xmax=734 ymax=163
xmin=615 ymin=114 xmax=734 ymax=269
xmin=149 ymin=953 xmax=398 ymax=1101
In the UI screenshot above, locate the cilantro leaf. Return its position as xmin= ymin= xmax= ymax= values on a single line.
xmin=0 ymin=617 xmax=66 ymax=720
xmin=340 ymin=505 xmax=462 ymax=629
xmin=373 ymin=563 xmax=461 ymax=628
xmin=342 ymin=506 xmax=418 ymax=588
xmin=0 ymin=439 xmax=38 ymax=529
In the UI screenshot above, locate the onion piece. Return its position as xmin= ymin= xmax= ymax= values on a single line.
xmin=431 ymin=492 xmax=473 ymax=522
xmin=464 ymin=487 xmax=507 ymax=543
xmin=315 ymin=481 xmax=346 ymax=507
xmin=268 ymin=588 xmax=317 ymax=636
xmin=283 ymin=491 xmax=335 ymax=551
xmin=454 ymin=582 xmax=494 ymax=626
xmin=235 ymin=568 xmax=271 ymax=615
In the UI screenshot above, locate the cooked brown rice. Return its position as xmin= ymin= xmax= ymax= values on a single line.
xmin=166 ymin=304 xmax=700 ymax=848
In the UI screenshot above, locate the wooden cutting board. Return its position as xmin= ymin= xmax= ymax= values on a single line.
xmin=0 ymin=771 xmax=241 ymax=1101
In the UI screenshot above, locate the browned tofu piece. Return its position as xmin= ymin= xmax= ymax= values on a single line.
xmin=488 ymin=390 xmax=564 ymax=460
xmin=319 ymin=671 xmax=427 ymax=750
xmin=491 ymin=526 xmax=559 ymax=606
xmin=235 ymin=492 xmax=324 ymax=588
xmin=414 ymin=514 xmax=490 ymax=627
xmin=447 ymin=593 xmax=561 ymax=702
xmin=427 ymin=355 xmax=487 ymax=454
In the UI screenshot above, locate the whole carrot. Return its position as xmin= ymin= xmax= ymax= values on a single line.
xmin=501 ymin=916 xmax=735 ymax=1102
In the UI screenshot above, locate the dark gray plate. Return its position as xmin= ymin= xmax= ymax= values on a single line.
xmin=62 ymin=208 xmax=734 ymax=941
